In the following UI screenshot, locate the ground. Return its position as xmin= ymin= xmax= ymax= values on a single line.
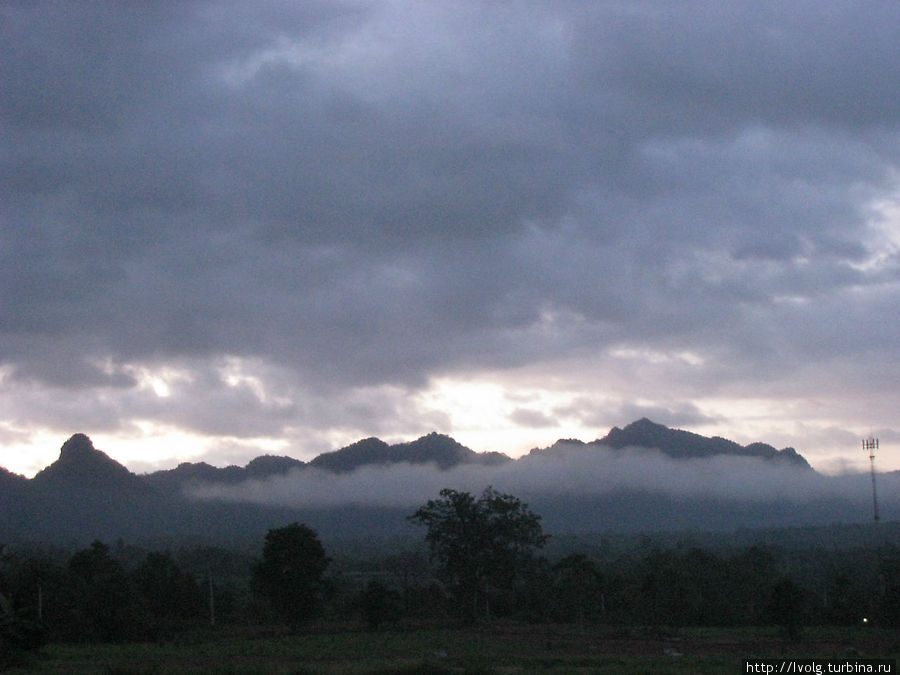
xmin=5 ymin=623 xmax=898 ymax=674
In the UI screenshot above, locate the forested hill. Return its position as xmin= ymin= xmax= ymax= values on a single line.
xmin=527 ymin=418 xmax=811 ymax=469
xmin=7 ymin=419 xmax=813 ymax=490
xmin=309 ymin=432 xmax=511 ymax=473
xmin=599 ymin=418 xmax=812 ymax=468
xmin=2 ymin=421 xmax=892 ymax=547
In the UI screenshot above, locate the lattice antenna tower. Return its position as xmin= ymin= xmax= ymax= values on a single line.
xmin=862 ymin=437 xmax=879 ymax=523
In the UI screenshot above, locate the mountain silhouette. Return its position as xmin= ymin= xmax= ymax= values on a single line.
xmin=12 ymin=434 xmax=162 ymax=543
xmin=143 ymin=451 xmax=306 ymax=496
xmin=597 ymin=418 xmax=812 ymax=468
xmin=31 ymin=433 xmax=149 ymax=491
xmin=309 ymin=437 xmax=391 ymax=472
xmin=145 ymin=433 xmax=505 ymax=492
xmin=3 ymin=422 xmax=880 ymax=547
xmin=246 ymin=454 xmax=304 ymax=477
xmin=0 ymin=465 xmax=27 ymax=486
xmin=310 ymin=432 xmax=510 ymax=472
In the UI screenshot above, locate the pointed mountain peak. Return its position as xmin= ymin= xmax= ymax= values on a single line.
xmin=628 ymin=417 xmax=662 ymax=429
xmin=33 ymin=434 xmax=138 ymax=489
xmin=59 ymin=432 xmax=98 ymax=462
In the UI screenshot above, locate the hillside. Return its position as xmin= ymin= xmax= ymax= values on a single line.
xmin=528 ymin=418 xmax=812 ymax=470
xmin=310 ymin=432 xmax=510 ymax=472
xmin=598 ymin=418 xmax=812 ymax=468
xmin=1 ymin=421 xmax=891 ymax=547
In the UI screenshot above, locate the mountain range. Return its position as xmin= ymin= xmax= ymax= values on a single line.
xmin=0 ymin=419 xmax=888 ymax=548
xmin=534 ymin=417 xmax=811 ymax=468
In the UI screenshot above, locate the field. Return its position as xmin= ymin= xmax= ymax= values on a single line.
xmin=5 ymin=624 xmax=898 ymax=674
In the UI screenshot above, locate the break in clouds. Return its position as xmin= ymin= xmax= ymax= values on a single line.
xmin=188 ymin=443 xmax=894 ymax=514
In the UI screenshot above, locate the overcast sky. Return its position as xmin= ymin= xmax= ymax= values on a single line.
xmin=3 ymin=1 xmax=899 ymax=477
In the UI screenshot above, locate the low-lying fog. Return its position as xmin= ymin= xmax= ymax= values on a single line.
xmin=188 ymin=444 xmax=896 ymax=517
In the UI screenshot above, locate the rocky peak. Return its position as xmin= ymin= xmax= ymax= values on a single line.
xmin=33 ymin=433 xmax=138 ymax=489
xmin=58 ymin=433 xmax=97 ymax=463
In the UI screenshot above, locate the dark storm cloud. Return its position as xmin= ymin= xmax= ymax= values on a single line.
xmin=2 ymin=1 xmax=900 ymax=458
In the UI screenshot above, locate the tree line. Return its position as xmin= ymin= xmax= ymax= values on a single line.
xmin=2 ymin=487 xmax=899 ymax=659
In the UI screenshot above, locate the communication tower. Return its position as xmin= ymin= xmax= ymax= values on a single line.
xmin=862 ymin=437 xmax=879 ymax=523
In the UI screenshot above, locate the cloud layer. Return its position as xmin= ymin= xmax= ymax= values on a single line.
xmin=3 ymin=1 xmax=900 ymax=474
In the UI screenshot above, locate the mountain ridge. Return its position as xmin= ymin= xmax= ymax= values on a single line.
xmin=10 ymin=419 xmax=815 ymax=487
xmin=525 ymin=418 xmax=811 ymax=470
xmin=4 ymin=420 xmax=874 ymax=547
xmin=596 ymin=418 xmax=811 ymax=469
xmin=310 ymin=432 xmax=511 ymax=473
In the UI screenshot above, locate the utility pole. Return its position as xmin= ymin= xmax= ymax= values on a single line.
xmin=863 ymin=437 xmax=879 ymax=523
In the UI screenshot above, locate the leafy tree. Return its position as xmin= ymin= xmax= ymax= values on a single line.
xmin=252 ymin=523 xmax=330 ymax=624
xmin=408 ymin=487 xmax=547 ymax=622
xmin=768 ymin=577 xmax=807 ymax=640
xmin=360 ymin=579 xmax=401 ymax=630
xmin=729 ymin=545 xmax=777 ymax=625
xmin=825 ymin=571 xmax=869 ymax=626
xmin=878 ymin=556 xmax=900 ymax=627
xmin=0 ymin=546 xmax=43 ymax=662
xmin=132 ymin=552 xmax=202 ymax=638
xmin=552 ymin=554 xmax=604 ymax=627
xmin=68 ymin=541 xmax=141 ymax=642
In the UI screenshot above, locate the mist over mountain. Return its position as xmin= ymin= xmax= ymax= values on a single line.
xmin=309 ymin=432 xmax=511 ymax=473
xmin=1 ymin=420 xmax=893 ymax=547
xmin=597 ymin=418 xmax=811 ymax=469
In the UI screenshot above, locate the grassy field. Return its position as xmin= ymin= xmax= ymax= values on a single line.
xmin=5 ymin=624 xmax=898 ymax=674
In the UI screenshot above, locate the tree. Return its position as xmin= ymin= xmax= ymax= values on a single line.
xmin=552 ymin=554 xmax=604 ymax=628
xmin=408 ymin=487 xmax=547 ymax=622
xmin=767 ymin=578 xmax=806 ymax=640
xmin=0 ymin=546 xmax=44 ymax=661
xmin=68 ymin=541 xmax=141 ymax=642
xmin=360 ymin=579 xmax=400 ymax=630
xmin=252 ymin=523 xmax=329 ymax=625
xmin=132 ymin=552 xmax=202 ymax=638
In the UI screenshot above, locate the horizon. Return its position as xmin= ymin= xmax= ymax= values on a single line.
xmin=4 ymin=419 xmax=891 ymax=480
xmin=8 ymin=423 xmax=898 ymax=531
xmin=3 ymin=2 xmax=899 ymax=482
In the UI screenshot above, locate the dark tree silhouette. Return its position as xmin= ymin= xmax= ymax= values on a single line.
xmin=553 ymin=554 xmax=604 ymax=627
xmin=0 ymin=547 xmax=44 ymax=659
xmin=360 ymin=579 xmax=400 ymax=630
xmin=768 ymin=578 xmax=807 ymax=640
xmin=878 ymin=556 xmax=900 ymax=628
xmin=68 ymin=541 xmax=140 ymax=642
xmin=252 ymin=523 xmax=330 ymax=625
xmin=133 ymin=552 xmax=202 ymax=638
xmin=409 ymin=487 xmax=547 ymax=622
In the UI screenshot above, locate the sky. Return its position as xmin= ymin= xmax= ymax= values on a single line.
xmin=2 ymin=1 xmax=899 ymax=478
